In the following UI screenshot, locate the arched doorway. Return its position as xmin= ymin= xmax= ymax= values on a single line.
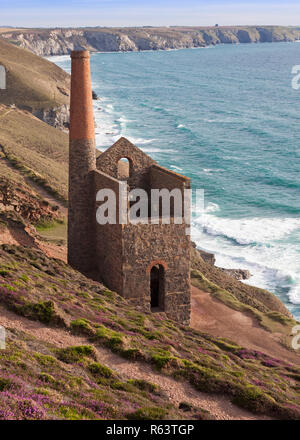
xmin=150 ymin=264 xmax=165 ymax=311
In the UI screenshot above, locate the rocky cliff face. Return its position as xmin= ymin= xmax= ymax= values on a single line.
xmin=0 ymin=38 xmax=71 ymax=130
xmin=34 ymin=104 xmax=70 ymax=130
xmin=2 ymin=26 xmax=300 ymax=56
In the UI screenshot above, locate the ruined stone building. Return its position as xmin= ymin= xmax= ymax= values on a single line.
xmin=68 ymin=50 xmax=191 ymax=325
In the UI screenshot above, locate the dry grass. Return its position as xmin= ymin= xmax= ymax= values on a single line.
xmin=0 ymin=107 xmax=68 ymax=200
xmin=0 ymin=38 xmax=69 ymax=111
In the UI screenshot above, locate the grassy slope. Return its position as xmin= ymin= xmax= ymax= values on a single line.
xmin=0 ymin=244 xmax=299 ymax=420
xmin=190 ymin=247 xmax=299 ymax=350
xmin=0 ymin=38 xmax=69 ymax=111
xmin=0 ymin=106 xmax=68 ymax=201
xmin=191 ymin=246 xmax=293 ymax=318
xmin=0 ymin=39 xmax=69 ymax=207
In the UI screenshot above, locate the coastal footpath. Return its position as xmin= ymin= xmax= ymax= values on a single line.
xmin=1 ymin=25 xmax=300 ymax=56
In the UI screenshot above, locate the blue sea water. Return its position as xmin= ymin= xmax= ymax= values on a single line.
xmin=50 ymin=42 xmax=300 ymax=320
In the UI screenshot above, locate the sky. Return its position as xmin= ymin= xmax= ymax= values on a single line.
xmin=1 ymin=0 xmax=300 ymax=28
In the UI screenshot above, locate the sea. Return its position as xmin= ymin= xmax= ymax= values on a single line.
xmin=49 ymin=42 xmax=300 ymax=320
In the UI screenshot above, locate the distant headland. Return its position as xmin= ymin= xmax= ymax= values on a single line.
xmin=0 ymin=25 xmax=300 ymax=56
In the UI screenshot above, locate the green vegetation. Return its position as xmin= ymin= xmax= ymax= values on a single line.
xmin=16 ymin=300 xmax=59 ymax=324
xmin=128 ymin=379 xmax=158 ymax=394
xmin=95 ymin=325 xmax=124 ymax=350
xmin=191 ymin=269 xmax=299 ymax=336
xmin=0 ymin=245 xmax=299 ymax=420
xmin=35 ymin=220 xmax=67 ymax=244
xmin=191 ymin=246 xmax=294 ymax=317
xmin=0 ymin=38 xmax=69 ymax=210
xmin=56 ymin=346 xmax=96 ymax=364
xmin=0 ymin=332 xmax=191 ymax=420
xmin=88 ymin=362 xmax=114 ymax=379
xmin=70 ymin=318 xmax=94 ymax=336
xmin=127 ymin=406 xmax=167 ymax=420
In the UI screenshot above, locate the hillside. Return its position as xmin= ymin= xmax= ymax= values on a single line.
xmin=1 ymin=26 xmax=300 ymax=56
xmin=0 ymin=105 xmax=68 ymax=201
xmin=0 ymin=38 xmax=70 ymax=128
xmin=0 ymin=244 xmax=299 ymax=420
xmin=0 ymin=37 xmax=299 ymax=421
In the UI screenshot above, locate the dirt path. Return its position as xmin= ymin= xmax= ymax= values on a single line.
xmin=0 ymin=305 xmax=270 ymax=420
xmin=191 ymin=286 xmax=299 ymax=365
xmin=24 ymin=178 xmax=67 ymax=216
xmin=0 ymin=142 xmax=67 ymax=216
xmin=0 ymin=109 xmax=12 ymax=119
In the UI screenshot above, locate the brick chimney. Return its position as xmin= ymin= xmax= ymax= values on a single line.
xmin=68 ymin=50 xmax=96 ymax=272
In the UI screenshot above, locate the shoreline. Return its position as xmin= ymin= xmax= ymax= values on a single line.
xmin=44 ymin=39 xmax=300 ymax=60
xmin=51 ymin=49 xmax=300 ymax=321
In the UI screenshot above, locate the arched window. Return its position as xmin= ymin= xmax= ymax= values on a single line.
xmin=117 ymin=157 xmax=131 ymax=181
xmin=150 ymin=264 xmax=165 ymax=311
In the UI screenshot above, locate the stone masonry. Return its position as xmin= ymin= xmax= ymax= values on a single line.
xmin=68 ymin=50 xmax=191 ymax=325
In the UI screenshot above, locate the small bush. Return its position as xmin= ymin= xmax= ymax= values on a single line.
xmin=95 ymin=325 xmax=124 ymax=350
xmin=214 ymin=339 xmax=242 ymax=352
xmin=0 ymin=269 xmax=10 ymax=277
xmin=39 ymin=373 xmax=56 ymax=384
xmin=34 ymin=353 xmax=57 ymax=367
xmin=88 ymin=362 xmax=114 ymax=379
xmin=70 ymin=318 xmax=94 ymax=336
xmin=151 ymin=351 xmax=176 ymax=370
xmin=128 ymin=379 xmax=158 ymax=394
xmin=110 ymin=381 xmax=136 ymax=392
xmin=232 ymin=384 xmax=275 ymax=413
xmin=18 ymin=300 xmax=58 ymax=324
xmin=0 ymin=377 xmax=12 ymax=391
xmin=179 ymin=402 xmax=193 ymax=412
xmin=120 ymin=348 xmax=144 ymax=361
xmin=56 ymin=345 xmax=96 ymax=364
xmin=126 ymin=406 xmax=167 ymax=420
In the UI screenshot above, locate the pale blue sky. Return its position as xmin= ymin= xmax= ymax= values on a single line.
xmin=1 ymin=0 xmax=300 ymax=27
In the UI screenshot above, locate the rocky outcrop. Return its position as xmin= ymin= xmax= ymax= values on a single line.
xmin=34 ymin=104 xmax=70 ymax=130
xmin=2 ymin=26 xmax=300 ymax=56
xmin=219 ymin=268 xmax=252 ymax=280
xmin=0 ymin=177 xmax=61 ymax=223
xmin=191 ymin=243 xmax=216 ymax=265
xmin=191 ymin=242 xmax=251 ymax=281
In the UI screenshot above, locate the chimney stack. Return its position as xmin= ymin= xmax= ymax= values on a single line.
xmin=68 ymin=50 xmax=96 ymax=272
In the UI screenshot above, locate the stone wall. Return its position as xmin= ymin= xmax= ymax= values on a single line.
xmin=150 ymin=164 xmax=190 ymax=218
xmin=94 ymin=136 xmax=191 ymax=325
xmin=93 ymin=169 xmax=124 ymax=293
xmin=122 ymin=222 xmax=191 ymax=325
xmin=96 ymin=137 xmax=155 ymax=191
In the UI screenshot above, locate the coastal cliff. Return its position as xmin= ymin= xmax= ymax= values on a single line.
xmin=1 ymin=25 xmax=300 ymax=56
xmin=0 ymin=38 xmax=299 ymax=420
xmin=0 ymin=38 xmax=70 ymax=129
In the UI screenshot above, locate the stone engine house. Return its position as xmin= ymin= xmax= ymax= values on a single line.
xmin=68 ymin=50 xmax=191 ymax=325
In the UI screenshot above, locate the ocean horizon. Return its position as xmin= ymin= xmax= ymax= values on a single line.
xmin=50 ymin=42 xmax=300 ymax=320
